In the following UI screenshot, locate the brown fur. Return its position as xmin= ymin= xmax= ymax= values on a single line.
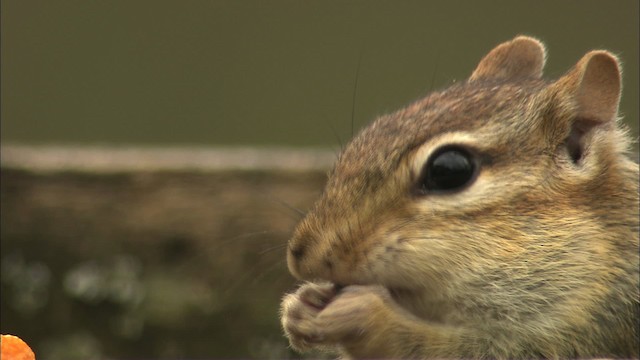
xmin=280 ymin=36 xmax=639 ymax=359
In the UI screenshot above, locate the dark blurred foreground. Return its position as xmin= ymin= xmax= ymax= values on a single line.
xmin=0 ymin=146 xmax=333 ymax=359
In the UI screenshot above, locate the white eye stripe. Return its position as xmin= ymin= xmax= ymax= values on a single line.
xmin=406 ymin=130 xmax=540 ymax=214
xmin=406 ymin=131 xmax=502 ymax=212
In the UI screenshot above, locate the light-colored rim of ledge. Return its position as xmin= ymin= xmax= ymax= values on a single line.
xmin=1 ymin=144 xmax=337 ymax=173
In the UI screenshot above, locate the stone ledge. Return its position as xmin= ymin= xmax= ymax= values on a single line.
xmin=1 ymin=144 xmax=337 ymax=173
xmin=1 ymin=145 xmax=328 ymax=358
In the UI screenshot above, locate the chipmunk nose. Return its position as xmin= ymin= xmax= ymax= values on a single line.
xmin=287 ymin=227 xmax=361 ymax=285
xmin=287 ymin=236 xmax=310 ymax=280
xmin=286 ymin=227 xmax=331 ymax=281
xmin=289 ymin=242 xmax=306 ymax=261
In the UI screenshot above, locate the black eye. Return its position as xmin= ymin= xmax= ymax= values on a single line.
xmin=418 ymin=146 xmax=477 ymax=193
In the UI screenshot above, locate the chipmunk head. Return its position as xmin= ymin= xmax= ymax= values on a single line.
xmin=287 ymin=36 xmax=634 ymax=301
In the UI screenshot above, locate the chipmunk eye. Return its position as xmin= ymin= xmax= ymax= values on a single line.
xmin=419 ymin=146 xmax=477 ymax=193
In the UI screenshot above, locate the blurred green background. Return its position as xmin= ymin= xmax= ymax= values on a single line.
xmin=2 ymin=0 xmax=638 ymax=146
xmin=1 ymin=1 xmax=638 ymax=360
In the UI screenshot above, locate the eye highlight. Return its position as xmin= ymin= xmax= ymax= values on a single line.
xmin=417 ymin=146 xmax=478 ymax=194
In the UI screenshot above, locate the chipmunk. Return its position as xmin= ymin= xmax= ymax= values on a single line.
xmin=280 ymin=35 xmax=639 ymax=359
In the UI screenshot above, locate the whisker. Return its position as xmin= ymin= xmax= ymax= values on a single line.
xmin=327 ymin=118 xmax=345 ymax=151
xmin=267 ymin=196 xmax=306 ymax=219
xmin=247 ymin=258 xmax=289 ymax=287
xmin=258 ymin=242 xmax=288 ymax=256
xmin=208 ymin=230 xmax=274 ymax=251
xmin=160 ymin=230 xmax=275 ymax=277
xmin=222 ymin=257 xmax=289 ymax=297
xmin=351 ymin=50 xmax=364 ymax=138
xmin=428 ymin=51 xmax=441 ymax=94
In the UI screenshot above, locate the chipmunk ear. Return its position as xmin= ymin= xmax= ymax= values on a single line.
xmin=554 ymin=50 xmax=622 ymax=124
xmin=541 ymin=51 xmax=622 ymax=163
xmin=469 ymin=36 xmax=546 ymax=82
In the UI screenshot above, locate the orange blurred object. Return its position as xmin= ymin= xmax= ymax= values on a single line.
xmin=1 ymin=335 xmax=36 ymax=360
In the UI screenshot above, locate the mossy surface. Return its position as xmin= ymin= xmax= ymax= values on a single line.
xmin=1 ymin=168 xmax=328 ymax=359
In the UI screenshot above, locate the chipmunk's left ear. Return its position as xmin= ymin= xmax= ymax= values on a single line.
xmin=469 ymin=35 xmax=546 ymax=82
xmin=539 ymin=50 xmax=622 ymax=163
